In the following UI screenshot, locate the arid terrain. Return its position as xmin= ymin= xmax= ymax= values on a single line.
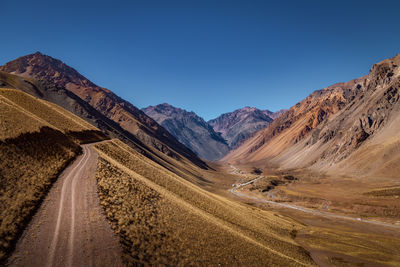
xmin=1 ymin=52 xmax=400 ymax=266
xmin=93 ymin=139 xmax=314 ymax=265
xmin=218 ymin=54 xmax=400 ymax=265
xmin=224 ymin=164 xmax=400 ymax=266
xmin=0 ymin=56 xmax=315 ymax=266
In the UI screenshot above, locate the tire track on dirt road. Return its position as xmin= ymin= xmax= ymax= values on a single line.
xmin=7 ymin=142 xmax=124 ymax=267
xmin=47 ymin=145 xmax=91 ymax=267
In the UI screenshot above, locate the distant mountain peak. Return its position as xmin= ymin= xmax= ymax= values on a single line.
xmin=208 ymin=106 xmax=274 ymax=148
xmin=156 ymin=102 xmax=173 ymax=108
xmin=143 ymin=103 xmax=229 ymax=161
xmin=1 ymin=52 xmax=98 ymax=90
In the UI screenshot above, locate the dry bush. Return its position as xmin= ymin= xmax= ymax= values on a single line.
xmin=95 ymin=140 xmax=314 ymax=266
xmin=0 ymin=127 xmax=81 ymax=262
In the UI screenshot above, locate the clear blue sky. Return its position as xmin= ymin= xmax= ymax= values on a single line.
xmin=2 ymin=0 xmax=400 ymax=120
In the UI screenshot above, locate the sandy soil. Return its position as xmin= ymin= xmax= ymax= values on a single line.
xmin=7 ymin=144 xmax=123 ymax=267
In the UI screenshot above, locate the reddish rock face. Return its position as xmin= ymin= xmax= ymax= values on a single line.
xmin=225 ymin=54 xmax=400 ymax=177
xmin=1 ymin=52 xmax=206 ymax=168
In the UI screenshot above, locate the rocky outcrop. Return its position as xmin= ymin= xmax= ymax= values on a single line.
xmin=263 ymin=109 xmax=287 ymax=120
xmin=143 ymin=103 xmax=229 ymax=161
xmin=208 ymin=107 xmax=273 ymax=149
xmin=225 ymin=54 xmax=400 ymax=178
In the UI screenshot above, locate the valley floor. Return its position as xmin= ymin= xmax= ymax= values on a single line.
xmin=219 ymin=164 xmax=400 ymax=266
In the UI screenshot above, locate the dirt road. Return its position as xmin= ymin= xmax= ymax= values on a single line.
xmin=7 ymin=144 xmax=124 ymax=267
xmin=230 ymin=166 xmax=400 ymax=230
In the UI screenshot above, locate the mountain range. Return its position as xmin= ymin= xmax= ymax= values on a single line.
xmin=208 ymin=107 xmax=277 ymax=149
xmin=142 ymin=103 xmax=230 ymax=161
xmin=225 ymin=54 xmax=400 ymax=178
xmin=1 ymin=52 xmax=282 ymax=162
xmin=143 ymin=104 xmax=282 ymax=160
xmin=2 ymin=51 xmax=400 ymax=266
xmin=0 ymin=52 xmax=207 ymax=168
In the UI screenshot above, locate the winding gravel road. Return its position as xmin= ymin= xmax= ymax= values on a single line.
xmin=230 ymin=166 xmax=400 ymax=230
xmin=7 ymin=143 xmax=123 ymax=267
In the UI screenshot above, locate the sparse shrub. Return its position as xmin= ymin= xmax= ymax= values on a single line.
xmin=290 ymin=229 xmax=298 ymax=239
xmin=284 ymin=175 xmax=297 ymax=181
xmin=252 ymin=167 xmax=263 ymax=175
xmin=271 ymin=180 xmax=285 ymax=186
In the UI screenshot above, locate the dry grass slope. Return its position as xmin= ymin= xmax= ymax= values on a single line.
xmin=0 ymin=87 xmax=105 ymax=262
xmin=95 ymin=140 xmax=315 ymax=266
xmin=0 ymin=95 xmax=44 ymax=139
xmin=0 ymin=88 xmax=97 ymax=134
xmin=0 ymin=127 xmax=81 ymax=261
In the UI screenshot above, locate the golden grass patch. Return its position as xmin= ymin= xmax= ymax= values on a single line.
xmin=0 ymin=97 xmax=45 ymax=139
xmin=0 ymin=88 xmax=96 ymax=135
xmin=95 ymin=140 xmax=315 ymax=266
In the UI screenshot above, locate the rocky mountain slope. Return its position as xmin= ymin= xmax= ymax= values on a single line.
xmin=225 ymin=54 xmax=400 ymax=178
xmin=264 ymin=109 xmax=287 ymax=120
xmin=0 ymin=52 xmax=206 ymax=169
xmin=143 ymin=103 xmax=229 ymax=160
xmin=208 ymin=107 xmax=274 ymax=149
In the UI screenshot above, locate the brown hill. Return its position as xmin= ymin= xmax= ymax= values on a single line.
xmin=224 ymin=55 xmax=400 ymax=178
xmin=0 ymin=52 xmax=206 ymax=169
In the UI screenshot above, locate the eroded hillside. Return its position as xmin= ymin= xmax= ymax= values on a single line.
xmin=225 ymin=55 xmax=400 ymax=178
